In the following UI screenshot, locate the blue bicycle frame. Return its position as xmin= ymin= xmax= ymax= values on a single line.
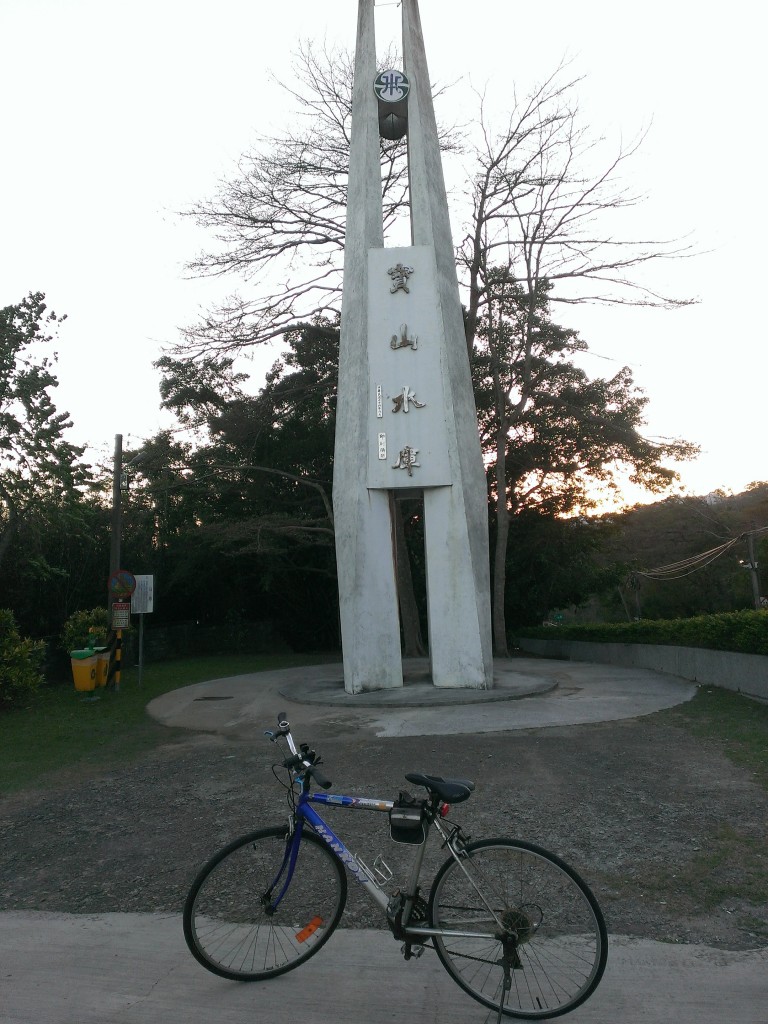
xmin=268 ymin=787 xmax=395 ymax=914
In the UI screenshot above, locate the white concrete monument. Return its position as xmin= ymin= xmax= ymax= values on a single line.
xmin=333 ymin=0 xmax=493 ymax=693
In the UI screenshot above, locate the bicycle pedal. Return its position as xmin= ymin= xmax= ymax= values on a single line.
xmin=400 ymin=943 xmax=425 ymax=960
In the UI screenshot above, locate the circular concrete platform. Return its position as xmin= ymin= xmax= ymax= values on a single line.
xmin=277 ymin=657 xmax=559 ymax=707
xmin=147 ymin=657 xmax=697 ymax=739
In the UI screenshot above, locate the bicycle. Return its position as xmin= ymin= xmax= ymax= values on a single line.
xmin=183 ymin=712 xmax=607 ymax=1020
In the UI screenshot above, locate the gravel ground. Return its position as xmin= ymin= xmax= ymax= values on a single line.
xmin=1 ymin=708 xmax=766 ymax=949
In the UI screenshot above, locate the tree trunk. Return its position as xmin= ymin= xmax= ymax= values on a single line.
xmin=0 ymin=483 xmax=18 ymax=572
xmin=393 ymin=497 xmax=427 ymax=657
xmin=492 ymin=425 xmax=510 ymax=657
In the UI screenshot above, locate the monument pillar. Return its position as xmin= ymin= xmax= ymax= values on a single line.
xmin=333 ymin=0 xmax=493 ymax=693
xmin=334 ymin=0 xmax=403 ymax=693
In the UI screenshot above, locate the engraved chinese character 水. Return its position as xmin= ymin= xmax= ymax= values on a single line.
xmin=391 ymin=386 xmax=426 ymax=414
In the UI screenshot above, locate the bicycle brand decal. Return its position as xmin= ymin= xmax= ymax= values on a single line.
xmin=310 ymin=820 xmax=372 ymax=885
xmin=312 ymin=793 xmax=391 ymax=811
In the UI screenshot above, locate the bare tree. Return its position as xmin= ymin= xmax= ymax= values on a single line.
xmin=180 ymin=44 xmax=407 ymax=355
xmin=460 ymin=68 xmax=695 ymax=357
xmin=448 ymin=69 xmax=697 ymax=654
xmin=182 ymin=52 xmax=694 ymax=360
xmin=179 ymin=42 xmax=463 ymax=357
xmin=176 ymin=49 xmax=698 ymax=656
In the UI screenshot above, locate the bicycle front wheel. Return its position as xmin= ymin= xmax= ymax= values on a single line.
xmin=183 ymin=826 xmax=347 ymax=981
xmin=428 ymin=838 xmax=607 ymax=1020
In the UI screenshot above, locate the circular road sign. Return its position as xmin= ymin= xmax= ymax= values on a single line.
xmin=109 ymin=569 xmax=137 ymax=599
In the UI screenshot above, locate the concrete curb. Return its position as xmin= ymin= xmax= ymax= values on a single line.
xmin=518 ymin=638 xmax=768 ymax=700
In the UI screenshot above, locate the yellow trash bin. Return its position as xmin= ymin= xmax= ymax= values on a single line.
xmin=95 ymin=648 xmax=111 ymax=687
xmin=71 ymin=649 xmax=99 ymax=692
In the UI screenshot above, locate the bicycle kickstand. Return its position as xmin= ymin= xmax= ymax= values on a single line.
xmin=400 ymin=941 xmax=425 ymax=960
xmin=492 ymin=938 xmax=517 ymax=1024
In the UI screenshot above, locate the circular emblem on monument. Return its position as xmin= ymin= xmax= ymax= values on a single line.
xmin=374 ymin=69 xmax=410 ymax=104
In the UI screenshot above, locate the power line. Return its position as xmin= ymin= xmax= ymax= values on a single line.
xmin=637 ymin=527 xmax=768 ymax=582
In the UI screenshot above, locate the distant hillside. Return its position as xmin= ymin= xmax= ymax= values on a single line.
xmin=584 ymin=482 xmax=768 ymax=622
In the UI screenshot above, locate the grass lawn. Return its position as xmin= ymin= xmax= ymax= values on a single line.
xmin=669 ymin=685 xmax=768 ymax=792
xmin=3 ymin=657 xmax=767 ymax=800
xmin=0 ymin=653 xmax=337 ymax=797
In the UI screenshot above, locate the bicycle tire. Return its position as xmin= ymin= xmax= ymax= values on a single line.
xmin=183 ymin=825 xmax=347 ymax=981
xmin=428 ymin=838 xmax=607 ymax=1019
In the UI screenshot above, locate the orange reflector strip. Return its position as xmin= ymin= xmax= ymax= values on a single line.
xmin=295 ymin=916 xmax=323 ymax=943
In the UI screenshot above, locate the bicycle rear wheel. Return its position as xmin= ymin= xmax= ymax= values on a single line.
xmin=428 ymin=838 xmax=607 ymax=1019
xmin=183 ymin=825 xmax=347 ymax=981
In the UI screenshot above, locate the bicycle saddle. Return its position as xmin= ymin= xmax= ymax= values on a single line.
xmin=405 ymin=773 xmax=475 ymax=804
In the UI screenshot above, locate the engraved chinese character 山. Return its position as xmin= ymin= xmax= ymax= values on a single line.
xmin=392 ymin=445 xmax=420 ymax=477
xmin=390 ymin=323 xmax=418 ymax=351
xmin=388 ymin=263 xmax=414 ymax=293
xmin=391 ymin=386 xmax=426 ymax=414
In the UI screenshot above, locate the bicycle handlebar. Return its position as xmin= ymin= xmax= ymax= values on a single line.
xmin=307 ymin=764 xmax=332 ymax=790
xmin=266 ymin=711 xmax=332 ymax=790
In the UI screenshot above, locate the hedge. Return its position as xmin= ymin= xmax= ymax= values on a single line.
xmin=518 ymin=610 xmax=768 ymax=657
xmin=0 ymin=609 xmax=46 ymax=710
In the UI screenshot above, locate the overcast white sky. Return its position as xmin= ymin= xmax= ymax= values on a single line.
xmin=1 ymin=0 xmax=765 ymax=501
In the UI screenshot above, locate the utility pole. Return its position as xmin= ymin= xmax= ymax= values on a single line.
xmin=109 ymin=433 xmax=123 ymax=585
xmin=744 ymin=528 xmax=763 ymax=610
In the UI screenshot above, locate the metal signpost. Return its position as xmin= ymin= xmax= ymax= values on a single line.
xmin=108 ymin=569 xmax=136 ymax=692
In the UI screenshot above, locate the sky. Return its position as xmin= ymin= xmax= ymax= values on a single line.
xmin=1 ymin=0 xmax=765 ymax=502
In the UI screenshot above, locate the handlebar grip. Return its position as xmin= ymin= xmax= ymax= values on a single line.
xmin=277 ymin=710 xmax=289 ymax=729
xmin=309 ymin=766 xmax=332 ymax=790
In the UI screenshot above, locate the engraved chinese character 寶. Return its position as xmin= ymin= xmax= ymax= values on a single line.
xmin=388 ymin=263 xmax=414 ymax=293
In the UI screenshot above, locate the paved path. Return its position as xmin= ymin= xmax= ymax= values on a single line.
xmin=2 ymin=913 xmax=766 ymax=1024
xmin=6 ymin=657 xmax=766 ymax=1022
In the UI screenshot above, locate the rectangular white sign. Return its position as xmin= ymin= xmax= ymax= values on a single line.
xmin=131 ymin=575 xmax=154 ymax=614
xmin=111 ymin=602 xmax=131 ymax=628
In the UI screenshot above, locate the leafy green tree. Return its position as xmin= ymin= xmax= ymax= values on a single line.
xmin=153 ymin=312 xmax=690 ymax=652
xmin=0 ymin=293 xmax=91 ymax=571
xmin=0 ymin=492 xmax=110 ymax=642
xmin=130 ymin=325 xmax=342 ymax=648
xmin=472 ymin=272 xmax=697 ymax=652
xmin=502 ymin=512 xmax=621 ymax=629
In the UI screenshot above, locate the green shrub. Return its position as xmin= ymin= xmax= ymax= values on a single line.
xmin=519 ymin=610 xmax=768 ymax=656
xmin=0 ymin=609 xmax=45 ymax=710
xmin=60 ymin=607 xmax=110 ymax=655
